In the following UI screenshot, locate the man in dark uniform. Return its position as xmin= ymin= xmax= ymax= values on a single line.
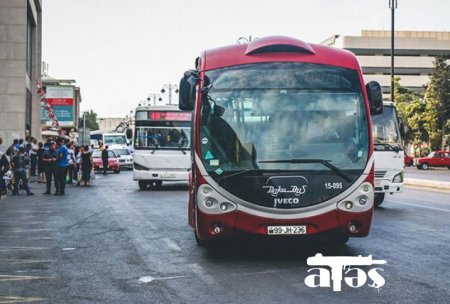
xmin=43 ymin=140 xmax=57 ymax=194
xmin=101 ymin=145 xmax=109 ymax=175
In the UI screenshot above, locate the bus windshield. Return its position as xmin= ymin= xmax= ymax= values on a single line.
xmin=134 ymin=111 xmax=191 ymax=150
xmin=371 ymin=105 xmax=402 ymax=151
xmin=200 ymin=62 xmax=369 ymax=179
xmin=104 ymin=135 xmax=127 ymax=145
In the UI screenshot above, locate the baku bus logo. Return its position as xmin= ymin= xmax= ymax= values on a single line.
xmin=262 ymin=176 xmax=309 ymax=206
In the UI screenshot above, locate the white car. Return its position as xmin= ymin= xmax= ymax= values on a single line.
xmin=112 ymin=148 xmax=133 ymax=169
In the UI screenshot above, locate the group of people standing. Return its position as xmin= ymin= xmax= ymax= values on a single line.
xmin=0 ymin=136 xmax=98 ymax=198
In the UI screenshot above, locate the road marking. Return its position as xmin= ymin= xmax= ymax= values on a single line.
xmin=163 ymin=238 xmax=182 ymax=252
xmin=0 ymin=275 xmax=53 ymax=282
xmin=0 ymin=259 xmax=53 ymax=264
xmin=388 ymin=200 xmax=450 ymax=213
xmin=0 ymin=229 xmax=56 ymax=233
xmin=188 ymin=263 xmax=215 ymax=285
xmin=0 ymin=296 xmax=47 ymax=303
xmin=0 ymin=247 xmax=51 ymax=252
xmin=138 ymin=275 xmax=190 ymax=284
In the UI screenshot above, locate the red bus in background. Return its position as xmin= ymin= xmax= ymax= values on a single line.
xmin=178 ymin=36 xmax=383 ymax=246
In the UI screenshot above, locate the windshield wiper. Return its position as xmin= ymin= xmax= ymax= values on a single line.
xmin=217 ymin=169 xmax=264 ymax=184
xmin=258 ymin=159 xmax=352 ymax=183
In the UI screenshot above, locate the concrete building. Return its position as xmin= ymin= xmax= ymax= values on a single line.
xmin=41 ymin=76 xmax=82 ymax=142
xmin=0 ymin=0 xmax=42 ymax=144
xmin=321 ymin=30 xmax=450 ymax=96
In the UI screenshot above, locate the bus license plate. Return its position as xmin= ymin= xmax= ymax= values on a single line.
xmin=160 ymin=172 xmax=176 ymax=178
xmin=267 ymin=225 xmax=307 ymax=235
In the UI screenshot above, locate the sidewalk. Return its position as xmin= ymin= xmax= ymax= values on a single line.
xmin=404 ymin=177 xmax=450 ymax=192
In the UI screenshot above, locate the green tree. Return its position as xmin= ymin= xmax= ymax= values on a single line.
xmin=394 ymin=77 xmax=426 ymax=147
xmin=82 ymin=110 xmax=99 ymax=131
xmin=423 ymin=55 xmax=450 ymax=150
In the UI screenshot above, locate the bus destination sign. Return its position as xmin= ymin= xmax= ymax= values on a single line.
xmin=148 ymin=111 xmax=191 ymax=121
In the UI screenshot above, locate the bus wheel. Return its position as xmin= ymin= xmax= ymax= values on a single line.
xmin=154 ymin=180 xmax=163 ymax=187
xmin=375 ymin=193 xmax=385 ymax=207
xmin=138 ymin=180 xmax=148 ymax=190
xmin=327 ymin=233 xmax=349 ymax=247
xmin=114 ymin=169 xmax=120 ymax=174
xmin=194 ymin=231 xmax=211 ymax=247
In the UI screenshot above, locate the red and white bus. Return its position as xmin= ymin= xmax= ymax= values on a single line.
xmin=178 ymin=36 xmax=383 ymax=245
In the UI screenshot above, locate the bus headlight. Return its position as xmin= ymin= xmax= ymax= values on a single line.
xmin=392 ymin=172 xmax=403 ymax=183
xmin=337 ymin=182 xmax=373 ymax=212
xmin=197 ymin=185 xmax=237 ymax=214
xmin=358 ymin=196 xmax=368 ymax=206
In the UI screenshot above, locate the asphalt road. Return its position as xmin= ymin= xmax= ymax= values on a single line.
xmin=0 ymin=172 xmax=449 ymax=303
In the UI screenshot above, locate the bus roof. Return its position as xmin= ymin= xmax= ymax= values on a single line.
xmin=135 ymin=105 xmax=182 ymax=112
xmin=200 ymin=36 xmax=360 ymax=71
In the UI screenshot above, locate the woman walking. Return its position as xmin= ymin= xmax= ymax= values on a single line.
xmin=80 ymin=145 xmax=93 ymax=186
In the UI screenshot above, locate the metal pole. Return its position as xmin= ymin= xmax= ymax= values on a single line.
xmin=83 ymin=112 xmax=86 ymax=145
xmin=168 ymin=86 xmax=172 ymax=105
xmin=390 ymin=0 xmax=397 ymax=102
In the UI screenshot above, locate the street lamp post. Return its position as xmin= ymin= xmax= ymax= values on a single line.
xmin=389 ymin=0 xmax=397 ymax=102
xmin=160 ymin=84 xmax=179 ymax=105
xmin=147 ymin=93 xmax=162 ymax=106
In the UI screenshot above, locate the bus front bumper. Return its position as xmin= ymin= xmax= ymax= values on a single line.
xmin=374 ymin=179 xmax=403 ymax=194
xmin=195 ymin=208 xmax=373 ymax=241
xmin=133 ymin=170 xmax=189 ymax=181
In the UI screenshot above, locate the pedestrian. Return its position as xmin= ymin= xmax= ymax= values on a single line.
xmin=6 ymin=139 xmax=19 ymax=158
xmin=55 ymin=138 xmax=68 ymax=195
xmin=42 ymin=140 xmax=57 ymax=195
xmin=66 ymin=142 xmax=75 ymax=184
xmin=30 ymin=138 xmax=38 ymax=177
xmin=11 ymin=147 xmax=34 ymax=196
xmin=0 ymin=137 xmax=3 ymax=153
xmin=101 ymin=145 xmax=109 ymax=175
xmin=0 ymin=147 xmax=10 ymax=198
xmin=80 ymin=145 xmax=93 ymax=186
xmin=37 ymin=142 xmax=45 ymax=183
xmin=75 ymin=145 xmax=82 ymax=186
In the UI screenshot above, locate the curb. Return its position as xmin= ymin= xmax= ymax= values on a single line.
xmin=404 ymin=178 xmax=450 ymax=191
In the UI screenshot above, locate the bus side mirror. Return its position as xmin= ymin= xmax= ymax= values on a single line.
xmin=179 ymin=70 xmax=199 ymax=111
xmin=366 ymin=81 xmax=383 ymax=115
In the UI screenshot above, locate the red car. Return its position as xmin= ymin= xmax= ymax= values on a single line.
xmin=92 ymin=150 xmax=121 ymax=173
xmin=415 ymin=151 xmax=450 ymax=170
xmin=404 ymin=154 xmax=414 ymax=167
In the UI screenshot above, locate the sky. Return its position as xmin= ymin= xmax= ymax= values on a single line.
xmin=42 ymin=0 xmax=450 ymax=118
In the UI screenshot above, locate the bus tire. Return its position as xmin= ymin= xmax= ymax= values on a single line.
xmin=375 ymin=193 xmax=385 ymax=207
xmin=114 ymin=169 xmax=120 ymax=174
xmin=194 ymin=231 xmax=211 ymax=247
xmin=154 ymin=180 xmax=163 ymax=187
xmin=138 ymin=180 xmax=148 ymax=190
xmin=327 ymin=233 xmax=349 ymax=247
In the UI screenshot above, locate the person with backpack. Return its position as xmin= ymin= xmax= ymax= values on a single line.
xmin=11 ymin=147 xmax=34 ymax=196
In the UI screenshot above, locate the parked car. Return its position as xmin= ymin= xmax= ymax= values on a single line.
xmin=414 ymin=151 xmax=450 ymax=170
xmin=404 ymin=154 xmax=414 ymax=167
xmin=92 ymin=150 xmax=121 ymax=173
xmin=112 ymin=148 xmax=133 ymax=170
